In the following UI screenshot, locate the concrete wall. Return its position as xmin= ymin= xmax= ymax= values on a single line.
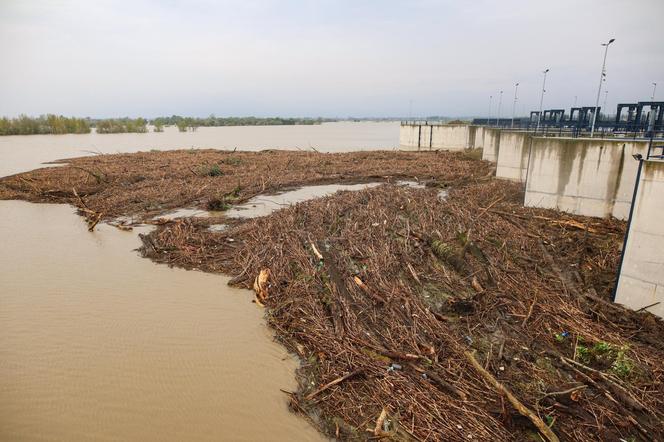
xmin=470 ymin=125 xmax=485 ymax=150
xmin=614 ymin=160 xmax=664 ymax=317
xmin=495 ymin=131 xmax=531 ymax=181
xmin=482 ymin=128 xmax=502 ymax=162
xmin=400 ymin=124 xmax=471 ymax=151
xmin=524 ymin=138 xmax=649 ymax=219
xmin=399 ymin=124 xmax=422 ymax=148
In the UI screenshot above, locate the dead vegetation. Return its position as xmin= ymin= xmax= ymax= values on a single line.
xmin=2 ymin=149 xmax=663 ymax=441
xmin=0 ymin=149 xmax=492 ymax=221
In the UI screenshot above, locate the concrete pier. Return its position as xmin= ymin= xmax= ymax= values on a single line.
xmin=481 ymin=128 xmax=501 ymax=162
xmin=614 ymin=160 xmax=664 ymax=317
xmin=524 ymin=138 xmax=648 ymax=219
xmin=495 ymin=131 xmax=531 ymax=182
xmin=399 ymin=123 xmax=476 ymax=151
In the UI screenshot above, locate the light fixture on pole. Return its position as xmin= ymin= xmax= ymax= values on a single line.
xmin=496 ymin=90 xmax=503 ymax=126
xmin=590 ymin=38 xmax=615 ymax=137
xmin=652 ymin=82 xmax=658 ymax=101
xmin=511 ymin=83 xmax=519 ymax=128
xmin=536 ymin=69 xmax=550 ymax=133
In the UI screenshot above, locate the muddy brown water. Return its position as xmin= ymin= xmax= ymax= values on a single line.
xmin=0 ymin=201 xmax=323 ymax=441
xmin=0 ymin=125 xmax=406 ymax=440
xmin=0 ymin=121 xmax=399 ymax=177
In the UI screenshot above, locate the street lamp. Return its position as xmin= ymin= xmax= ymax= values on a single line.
xmin=488 ymin=95 xmax=493 ymax=126
xmin=652 ymin=82 xmax=658 ymax=101
xmin=511 ymin=83 xmax=519 ymax=128
xmin=536 ymin=69 xmax=550 ymax=133
xmin=590 ymin=38 xmax=615 ymax=137
xmin=496 ymin=90 xmax=504 ymax=126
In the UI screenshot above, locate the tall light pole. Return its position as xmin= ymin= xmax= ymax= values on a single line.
xmin=590 ymin=38 xmax=615 ymax=137
xmin=511 ymin=82 xmax=519 ymax=128
xmin=496 ymin=90 xmax=503 ymax=126
xmin=652 ymin=82 xmax=658 ymax=101
xmin=536 ymin=68 xmax=550 ymax=133
xmin=488 ymin=95 xmax=493 ymax=126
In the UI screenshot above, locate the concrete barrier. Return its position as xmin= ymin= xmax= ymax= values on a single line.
xmin=495 ymin=131 xmax=531 ymax=181
xmin=524 ymin=138 xmax=649 ymax=219
xmin=614 ymin=160 xmax=664 ymax=317
xmin=469 ymin=125 xmax=484 ymax=150
xmin=482 ymin=128 xmax=502 ymax=162
xmin=399 ymin=124 xmax=422 ymax=148
xmin=399 ymin=124 xmax=471 ymax=151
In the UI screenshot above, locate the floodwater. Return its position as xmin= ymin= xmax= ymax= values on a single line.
xmin=152 ymin=181 xmax=420 ymax=221
xmin=0 ymin=124 xmax=412 ymax=441
xmin=0 ymin=121 xmax=399 ymax=177
xmin=0 ymin=201 xmax=322 ymax=442
xmin=227 ymin=183 xmax=382 ymax=218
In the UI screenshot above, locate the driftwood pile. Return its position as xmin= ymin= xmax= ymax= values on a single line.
xmin=141 ymin=180 xmax=663 ymax=441
xmin=2 ymin=149 xmax=663 ymax=441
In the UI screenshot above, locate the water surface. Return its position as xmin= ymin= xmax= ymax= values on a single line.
xmin=0 ymin=201 xmax=322 ymax=441
xmin=0 ymin=121 xmax=399 ymax=177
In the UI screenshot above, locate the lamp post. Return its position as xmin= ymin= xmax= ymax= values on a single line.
xmin=590 ymin=38 xmax=615 ymax=137
xmin=496 ymin=90 xmax=503 ymax=126
xmin=652 ymin=82 xmax=658 ymax=101
xmin=536 ymin=69 xmax=550 ymax=133
xmin=511 ymin=83 xmax=519 ymax=128
xmin=488 ymin=95 xmax=493 ymax=126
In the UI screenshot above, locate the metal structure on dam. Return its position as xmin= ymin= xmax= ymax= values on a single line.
xmin=467 ymin=101 xmax=664 ymax=138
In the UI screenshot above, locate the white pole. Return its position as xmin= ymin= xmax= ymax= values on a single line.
xmin=496 ymin=90 xmax=503 ymax=126
xmin=652 ymin=82 xmax=658 ymax=101
xmin=590 ymin=38 xmax=615 ymax=137
xmin=536 ymin=69 xmax=549 ymax=133
xmin=603 ymin=90 xmax=609 ymax=118
xmin=488 ymin=95 xmax=493 ymax=126
xmin=511 ymin=83 xmax=519 ymax=128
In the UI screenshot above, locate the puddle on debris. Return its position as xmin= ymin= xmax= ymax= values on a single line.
xmin=226 ymin=182 xmax=381 ymax=218
xmin=152 ymin=181 xmax=430 ymax=222
xmin=0 ymin=200 xmax=322 ymax=442
xmin=226 ymin=181 xmax=423 ymax=219
xmin=153 ymin=208 xmax=213 ymax=220
xmin=208 ymin=224 xmax=228 ymax=232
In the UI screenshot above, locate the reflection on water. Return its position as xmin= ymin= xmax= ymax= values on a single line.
xmin=0 ymin=121 xmax=399 ymax=177
xmin=0 ymin=201 xmax=322 ymax=442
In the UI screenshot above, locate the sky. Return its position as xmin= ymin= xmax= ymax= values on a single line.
xmin=0 ymin=0 xmax=662 ymax=118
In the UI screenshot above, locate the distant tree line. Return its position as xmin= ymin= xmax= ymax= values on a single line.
xmin=94 ymin=118 xmax=148 ymax=134
xmin=0 ymin=114 xmax=334 ymax=135
xmin=0 ymin=114 xmax=91 ymax=135
xmin=151 ymin=115 xmax=329 ymax=132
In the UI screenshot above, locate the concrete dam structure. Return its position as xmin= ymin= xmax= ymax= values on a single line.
xmin=614 ymin=160 xmax=664 ymax=317
xmin=399 ymin=122 xmax=663 ymax=317
xmin=399 ymin=123 xmax=650 ymax=220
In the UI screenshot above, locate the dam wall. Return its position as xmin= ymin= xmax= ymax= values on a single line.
xmin=614 ymin=160 xmax=664 ymax=317
xmin=495 ymin=131 xmax=531 ymax=181
xmin=481 ymin=128 xmax=501 ymax=162
xmin=399 ymin=123 xmax=477 ymax=150
xmin=524 ymin=138 xmax=649 ymax=219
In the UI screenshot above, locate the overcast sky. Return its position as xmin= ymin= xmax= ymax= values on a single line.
xmin=1 ymin=0 xmax=662 ymax=118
